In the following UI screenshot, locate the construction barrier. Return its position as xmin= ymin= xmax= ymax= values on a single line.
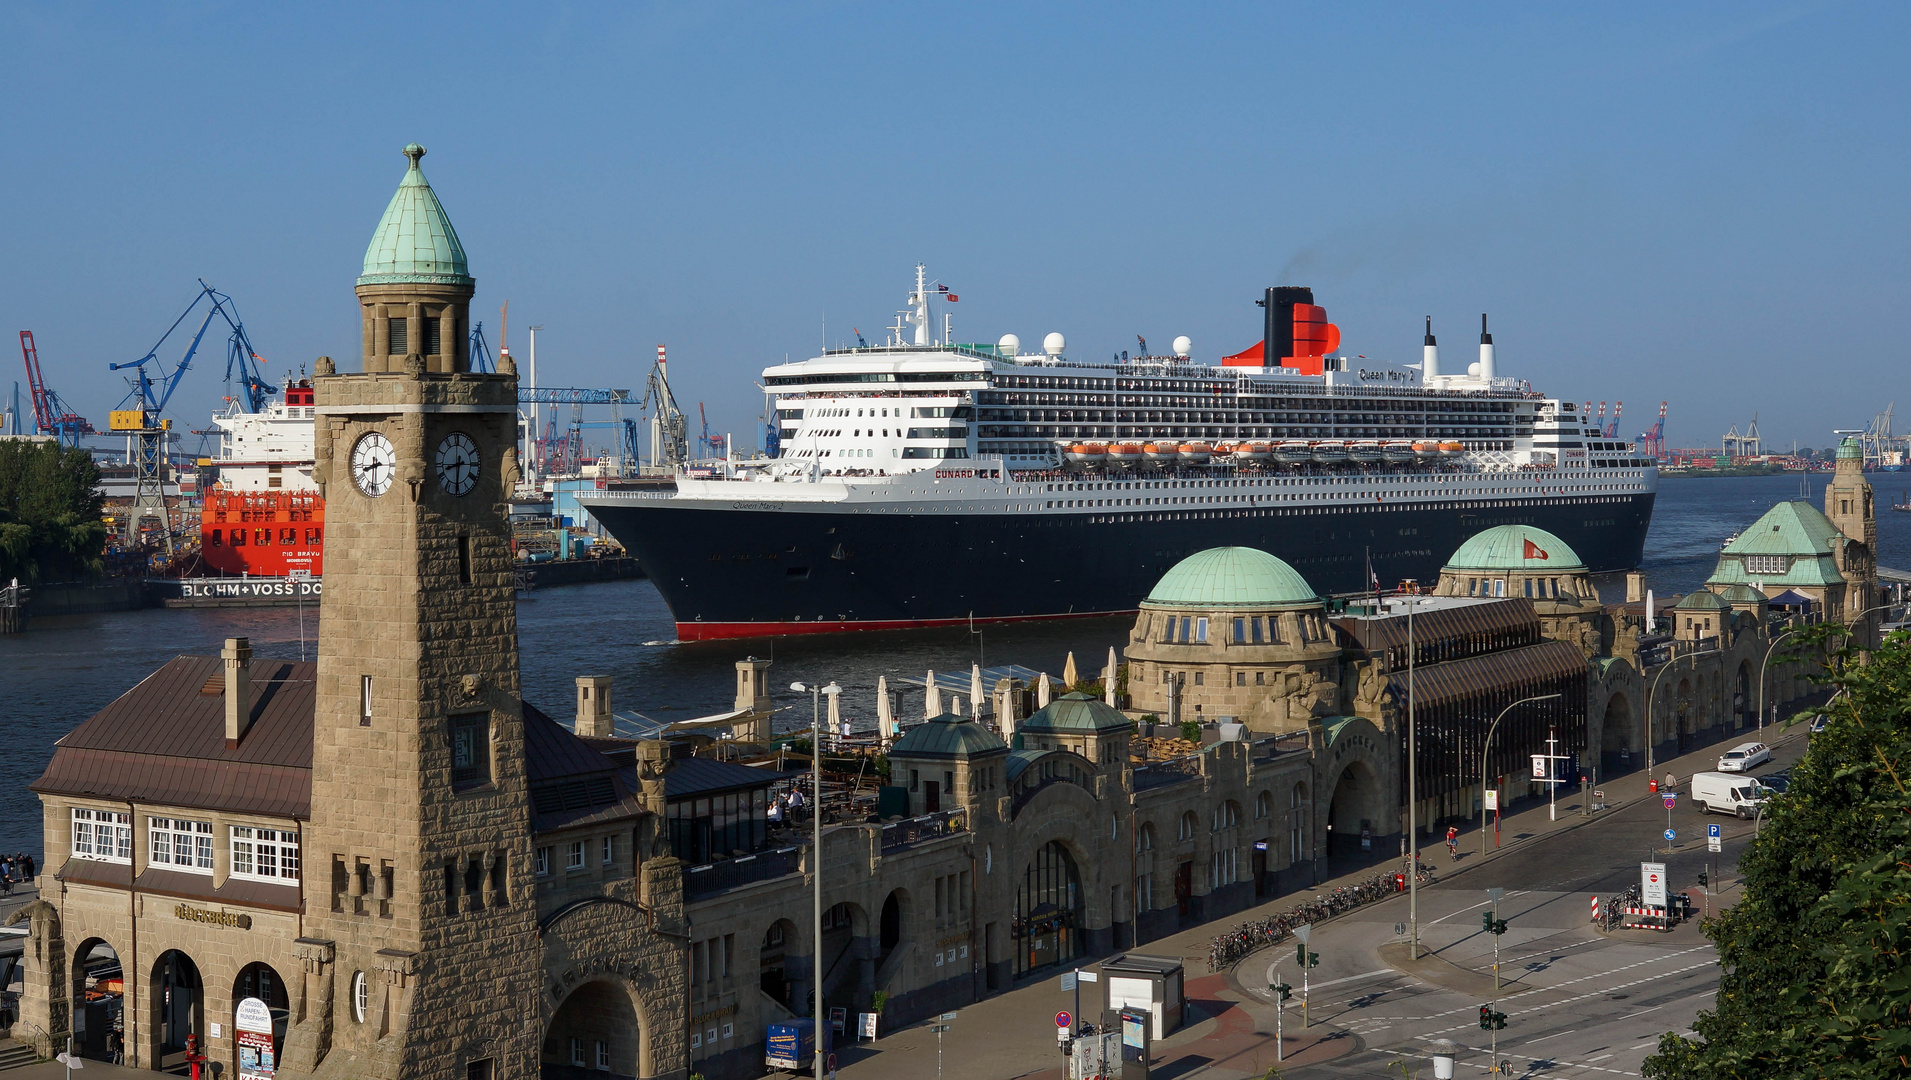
xmin=1589 ymin=895 xmax=1600 ymax=923
xmin=1619 ymin=906 xmax=1673 ymax=930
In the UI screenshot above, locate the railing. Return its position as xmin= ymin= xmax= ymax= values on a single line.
xmin=681 ymin=846 xmax=801 ymax=901
xmin=879 ymin=809 xmax=966 ymax=852
xmin=1133 ymin=754 xmax=1203 ymax=791
xmin=1251 ymin=731 xmax=1309 ymax=763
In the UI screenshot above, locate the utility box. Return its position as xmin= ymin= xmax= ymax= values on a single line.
xmin=1102 ymin=954 xmax=1183 ymax=1040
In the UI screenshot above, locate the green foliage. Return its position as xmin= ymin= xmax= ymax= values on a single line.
xmin=1180 ymin=719 xmax=1202 ymax=742
xmin=1643 ymin=625 xmax=1911 ymax=1079
xmin=870 ymin=990 xmax=888 ymax=1015
xmin=1140 ymin=713 xmax=1160 ymax=726
xmin=0 ymin=440 xmax=106 ymax=584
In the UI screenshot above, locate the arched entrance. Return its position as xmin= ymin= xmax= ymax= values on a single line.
xmin=1735 ymin=661 xmax=1753 ymax=729
xmin=1325 ymin=762 xmax=1381 ymax=862
xmin=759 ymin=919 xmax=798 ymax=1012
xmin=1014 ymin=841 xmax=1082 ymax=978
xmin=818 ymin=901 xmax=869 ymax=1007
xmin=70 ymin=938 xmax=122 ymax=1062
xmin=151 ymin=950 xmax=203 ymax=1063
xmin=544 ymin=978 xmax=643 ymax=1079
xmin=878 ymin=889 xmax=908 ymax=969
xmin=1600 ymin=693 xmax=1633 ymax=772
xmin=1674 ymin=677 xmax=1694 ymax=753
xmin=234 ymin=962 xmax=291 ymax=1069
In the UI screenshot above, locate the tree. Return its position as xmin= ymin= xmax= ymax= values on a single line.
xmin=1643 ymin=625 xmax=1911 ymax=1079
xmin=0 ymin=440 xmax=107 ymax=583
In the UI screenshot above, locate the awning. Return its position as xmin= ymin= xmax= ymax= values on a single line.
xmin=1767 ymin=589 xmax=1818 ymax=607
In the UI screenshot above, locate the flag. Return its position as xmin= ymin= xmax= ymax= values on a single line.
xmin=946 ymin=294 xmax=958 ymax=302
xmin=1523 ymin=538 xmax=1549 ymax=560
xmin=1370 ymin=567 xmax=1381 ymax=592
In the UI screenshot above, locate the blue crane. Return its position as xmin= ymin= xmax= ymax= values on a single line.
xmin=110 ymin=279 xmax=277 ymax=420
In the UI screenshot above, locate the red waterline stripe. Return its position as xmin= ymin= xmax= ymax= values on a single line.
xmin=676 ymin=609 xmax=1135 ymax=641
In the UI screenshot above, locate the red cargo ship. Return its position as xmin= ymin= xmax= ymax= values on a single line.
xmin=198 ymin=381 xmax=325 ymax=577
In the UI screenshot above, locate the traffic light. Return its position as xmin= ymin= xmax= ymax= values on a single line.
xmin=1306 ymin=951 xmax=1319 ymax=968
xmin=1297 ymin=942 xmax=1306 ymax=966
xmin=1490 ymin=1009 xmax=1507 ymax=1030
xmin=1698 ymin=867 xmax=1709 ymax=888
xmin=1480 ymin=1005 xmax=1493 ymax=1030
xmin=1271 ymin=981 xmax=1292 ymax=1002
xmin=1492 ymin=919 xmax=1509 ymax=935
xmin=1483 ymin=911 xmax=1495 ymax=931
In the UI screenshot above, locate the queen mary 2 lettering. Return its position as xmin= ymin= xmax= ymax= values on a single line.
xmin=582 ymin=267 xmax=1656 ymax=641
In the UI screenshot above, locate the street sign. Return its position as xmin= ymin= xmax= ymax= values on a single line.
xmin=1707 ymin=836 xmax=1722 ymax=853
xmin=859 ymin=1012 xmax=878 ymax=1039
xmin=1708 ymin=824 xmax=1721 ymax=839
xmin=1060 ymin=972 xmax=1077 ymax=992
xmin=1665 ymin=828 xmax=1677 ymax=841
xmin=1664 ymin=796 xmax=1677 ymax=810
xmin=826 ymin=1053 xmax=838 ymax=1073
xmin=1078 ymin=970 xmax=1099 ymax=983
xmin=939 ymin=1012 xmax=958 ymax=1021
xmin=1056 ymin=1011 xmax=1073 ymax=1029
xmin=1484 ymin=789 xmax=1499 ymax=811
xmin=1294 ymin=923 xmax=1313 ymax=944
xmin=1532 ymin=754 xmax=1547 ymax=779
xmin=1642 ymin=862 xmax=1667 ymax=906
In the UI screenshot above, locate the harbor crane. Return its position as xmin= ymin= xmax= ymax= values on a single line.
xmin=1638 ymin=402 xmax=1667 ymax=461
xmin=640 ymin=344 xmax=689 ymax=471
xmin=1722 ymin=412 xmax=1762 ymax=459
xmin=17 ymin=331 xmax=96 ymax=447
xmin=107 ymin=281 xmax=276 ymax=553
xmin=697 ymin=402 xmax=727 ymax=459
xmin=1604 ymin=401 xmax=1623 ymax=438
xmin=516 ymin=386 xmax=635 ymax=479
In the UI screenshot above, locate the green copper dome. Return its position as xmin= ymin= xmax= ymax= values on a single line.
xmin=1715 ymin=584 xmax=1767 ymax=605
xmin=1838 ymin=436 xmax=1862 ymax=460
xmin=1674 ymin=589 xmax=1728 ymax=611
xmin=1444 ymin=525 xmax=1586 ymax=573
xmin=1022 ymin=692 xmax=1133 ymax=735
xmin=1142 ymin=547 xmax=1318 ymax=610
xmin=358 ymin=143 xmax=473 ymax=287
xmin=889 ymin=714 xmax=1007 ymax=759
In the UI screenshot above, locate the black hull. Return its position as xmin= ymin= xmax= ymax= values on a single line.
xmin=587 ymin=491 xmax=1656 ymax=639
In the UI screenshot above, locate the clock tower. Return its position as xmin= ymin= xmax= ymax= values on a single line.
xmin=286 ymin=144 xmax=535 ymax=1079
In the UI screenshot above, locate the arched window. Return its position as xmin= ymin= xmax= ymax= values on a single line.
xmin=1288 ymin=784 xmax=1307 ymax=864
xmin=1135 ymin=824 xmax=1156 ymax=912
xmin=1015 ymin=841 xmax=1082 ymax=977
xmin=1178 ymin=811 xmax=1197 ymax=842
xmin=1255 ymin=791 xmax=1272 ymax=821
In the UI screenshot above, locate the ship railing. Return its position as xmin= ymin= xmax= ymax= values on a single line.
xmin=682 ymin=845 xmax=803 ymax=900
xmin=572 ymin=489 xmax=676 ymax=501
xmin=880 ymin=808 xmax=968 ymax=852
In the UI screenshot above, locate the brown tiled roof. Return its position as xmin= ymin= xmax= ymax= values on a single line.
xmin=1335 ymin=599 xmax=1538 ymax=653
xmin=54 ymin=860 xmax=302 ymax=912
xmin=32 ymin=653 xmax=646 ymax=831
xmin=1385 ymin=639 xmax=1589 ymax=709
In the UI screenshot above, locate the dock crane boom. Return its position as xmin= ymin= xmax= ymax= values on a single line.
xmin=640 ymin=344 xmax=689 ymax=471
xmin=17 ymin=331 xmax=96 ymax=447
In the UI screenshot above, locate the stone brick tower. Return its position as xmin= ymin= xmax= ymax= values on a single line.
xmin=1826 ymin=435 xmax=1877 ymax=638
xmin=285 ymin=144 xmax=536 ymax=1079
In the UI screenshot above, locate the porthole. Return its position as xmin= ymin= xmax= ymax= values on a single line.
xmin=352 ymin=971 xmax=368 ymax=1023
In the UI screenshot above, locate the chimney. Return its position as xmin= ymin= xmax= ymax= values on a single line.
xmin=1260 ymin=286 xmax=1314 ymax=370
xmin=1478 ymin=313 xmax=1495 ymax=381
xmin=1626 ymin=570 xmax=1646 ymax=603
xmin=1422 ymin=316 xmax=1439 ymax=379
xmin=575 ymin=675 xmax=614 ymax=738
xmin=223 ymin=637 xmax=253 ymax=747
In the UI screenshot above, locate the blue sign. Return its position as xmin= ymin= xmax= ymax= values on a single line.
xmin=1664 ymin=828 xmax=1677 ymax=841
xmin=1708 ymin=824 xmax=1721 ymax=839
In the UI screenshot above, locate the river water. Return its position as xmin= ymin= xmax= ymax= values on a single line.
xmin=4 ymin=472 xmax=1904 ymax=861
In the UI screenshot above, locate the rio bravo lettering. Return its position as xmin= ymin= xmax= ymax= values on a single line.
xmin=175 ymin=904 xmax=253 ymax=929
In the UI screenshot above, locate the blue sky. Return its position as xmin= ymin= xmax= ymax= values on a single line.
xmin=2 ymin=2 xmax=1905 ymax=454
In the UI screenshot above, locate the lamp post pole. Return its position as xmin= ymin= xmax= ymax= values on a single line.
xmin=1478 ymin=694 xmax=1562 ymax=857
xmin=1405 ymin=589 xmax=1419 ymax=958
xmin=791 ymin=679 xmax=841 ymax=1080
xmin=1645 ymin=647 xmax=1716 ymax=793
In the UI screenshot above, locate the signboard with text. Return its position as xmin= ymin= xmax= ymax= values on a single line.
xmin=236 ymin=996 xmax=276 ymax=1080
xmin=1641 ymin=862 xmax=1668 ymax=907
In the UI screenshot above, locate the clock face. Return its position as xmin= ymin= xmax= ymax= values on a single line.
xmin=350 ymin=432 xmax=396 ymax=497
xmin=435 ymin=432 xmax=481 ymax=496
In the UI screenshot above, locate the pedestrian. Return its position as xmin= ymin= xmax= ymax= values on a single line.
xmin=768 ymin=798 xmax=784 ymax=825
xmin=109 ymin=1030 xmax=124 ymax=1066
xmin=1445 ymin=825 xmax=1459 ymax=857
xmin=20 ymin=854 xmax=31 ymax=883
xmin=0 ymin=867 xmax=11 ymax=899
xmin=788 ymin=786 xmax=805 ymax=812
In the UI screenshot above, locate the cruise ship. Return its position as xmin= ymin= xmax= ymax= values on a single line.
xmin=583 ymin=268 xmax=1656 ymax=640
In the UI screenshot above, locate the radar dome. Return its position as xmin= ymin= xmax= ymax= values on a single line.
xmin=1467 ymin=362 xmax=1482 ymax=376
xmin=998 ymin=333 xmax=1021 ymax=356
xmin=1043 ymin=332 xmax=1066 ymax=357
xmin=1172 ymin=335 xmax=1192 ymax=357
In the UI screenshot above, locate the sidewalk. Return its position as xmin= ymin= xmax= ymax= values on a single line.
xmin=833 ymin=723 xmax=1809 ymax=1080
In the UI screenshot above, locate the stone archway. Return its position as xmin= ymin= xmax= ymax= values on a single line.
xmin=149 ymin=949 xmax=203 ymax=1065
xmin=544 ymin=977 xmax=644 ymax=1080
xmin=759 ymin=918 xmax=801 ymax=1014
xmin=233 ymin=961 xmax=290 ymax=1071
xmin=1014 ymin=840 xmax=1083 ymax=979
xmin=1735 ymin=660 xmax=1753 ymax=729
xmin=1325 ymin=760 xmax=1385 ymax=862
xmin=1600 ymin=692 xmax=1634 ymax=772
xmin=818 ymin=900 xmax=872 ymax=1011
xmin=70 ymin=937 xmax=122 ymax=1062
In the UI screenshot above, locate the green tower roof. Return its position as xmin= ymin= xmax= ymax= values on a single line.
xmin=1142 ymin=547 xmax=1318 ymax=609
xmin=1444 ymin=525 xmax=1586 ymax=573
xmin=1838 ymin=436 xmax=1862 ymax=460
xmin=1674 ymin=589 xmax=1728 ymax=611
xmin=1021 ymin=692 xmax=1133 ymax=735
xmin=1715 ymin=584 xmax=1768 ymax=605
xmin=358 ymin=144 xmax=473 ymax=287
xmin=889 ymin=714 xmax=1007 ymax=759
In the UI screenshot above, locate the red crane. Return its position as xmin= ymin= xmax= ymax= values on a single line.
xmin=697 ymin=402 xmax=727 ymax=459
xmin=1639 ymin=401 xmax=1667 ymax=461
xmin=19 ymin=331 xmax=95 ymax=447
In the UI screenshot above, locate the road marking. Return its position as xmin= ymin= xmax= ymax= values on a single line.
xmin=1629 ymin=1041 xmax=1658 ymax=1050
xmin=1588 ymin=1053 xmax=1615 ymax=1061
xmin=1525 ymin=1028 xmax=1577 ymax=1043
xmin=1425 ymin=890 xmax=1531 ymax=927
xmin=1258 ymin=962 xmax=1398 ymax=993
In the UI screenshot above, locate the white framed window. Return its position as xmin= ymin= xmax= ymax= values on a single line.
xmin=1745 ymin=555 xmax=1790 ymax=575
xmin=229 ymin=825 xmax=300 ymax=883
xmin=535 ymin=846 xmax=552 ymax=877
xmin=71 ymin=808 xmax=132 ymax=863
xmin=571 ymin=1036 xmax=586 ymax=1066
xmin=148 ymin=817 xmax=214 ymax=872
xmin=601 ymin=836 xmax=614 ymax=865
xmin=566 ymin=841 xmax=585 ymax=870
xmin=596 ymin=1040 xmax=610 ymax=1070
xmin=351 ymin=971 xmax=368 ymax=1023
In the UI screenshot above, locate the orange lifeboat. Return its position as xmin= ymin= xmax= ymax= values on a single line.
xmin=1177 ymin=441 xmax=1212 ymax=464
xmin=1142 ymin=442 xmax=1178 ymax=466
xmin=1108 ymin=442 xmax=1144 ymax=467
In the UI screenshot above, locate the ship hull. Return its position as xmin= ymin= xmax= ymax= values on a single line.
xmin=590 ymin=490 xmax=1655 ymax=640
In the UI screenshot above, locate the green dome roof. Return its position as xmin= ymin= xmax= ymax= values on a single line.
xmin=1142 ymin=547 xmax=1318 ymax=609
xmin=1444 ymin=525 xmax=1586 ymax=573
xmin=889 ymin=714 xmax=1007 ymax=759
xmin=1715 ymin=584 xmax=1767 ymax=605
xmin=1838 ymin=436 xmax=1862 ymax=460
xmin=358 ymin=144 xmax=473 ymax=287
xmin=1021 ymin=692 xmax=1133 ymax=735
xmin=1674 ymin=589 xmax=1728 ymax=611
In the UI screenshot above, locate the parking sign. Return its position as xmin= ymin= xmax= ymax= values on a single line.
xmin=1707 ymin=824 xmax=1721 ymax=839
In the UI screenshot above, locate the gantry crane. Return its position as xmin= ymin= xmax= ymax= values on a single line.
xmin=640 ymin=344 xmax=689 ymax=471
xmin=18 ymin=331 xmax=96 ymax=447
xmin=1638 ymin=402 xmax=1667 ymax=461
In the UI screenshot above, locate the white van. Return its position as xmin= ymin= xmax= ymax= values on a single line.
xmin=1692 ymin=771 xmax=1767 ymax=818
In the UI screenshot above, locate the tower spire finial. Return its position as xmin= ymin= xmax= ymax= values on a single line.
xmin=403 ymin=142 xmax=426 ymax=169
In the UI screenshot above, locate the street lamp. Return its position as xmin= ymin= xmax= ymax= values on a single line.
xmin=1478 ymin=693 xmax=1562 ymax=856
xmin=790 ymin=679 xmax=841 ymax=1080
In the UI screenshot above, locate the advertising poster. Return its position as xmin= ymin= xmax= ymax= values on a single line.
xmin=235 ymin=996 xmax=276 ymax=1080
